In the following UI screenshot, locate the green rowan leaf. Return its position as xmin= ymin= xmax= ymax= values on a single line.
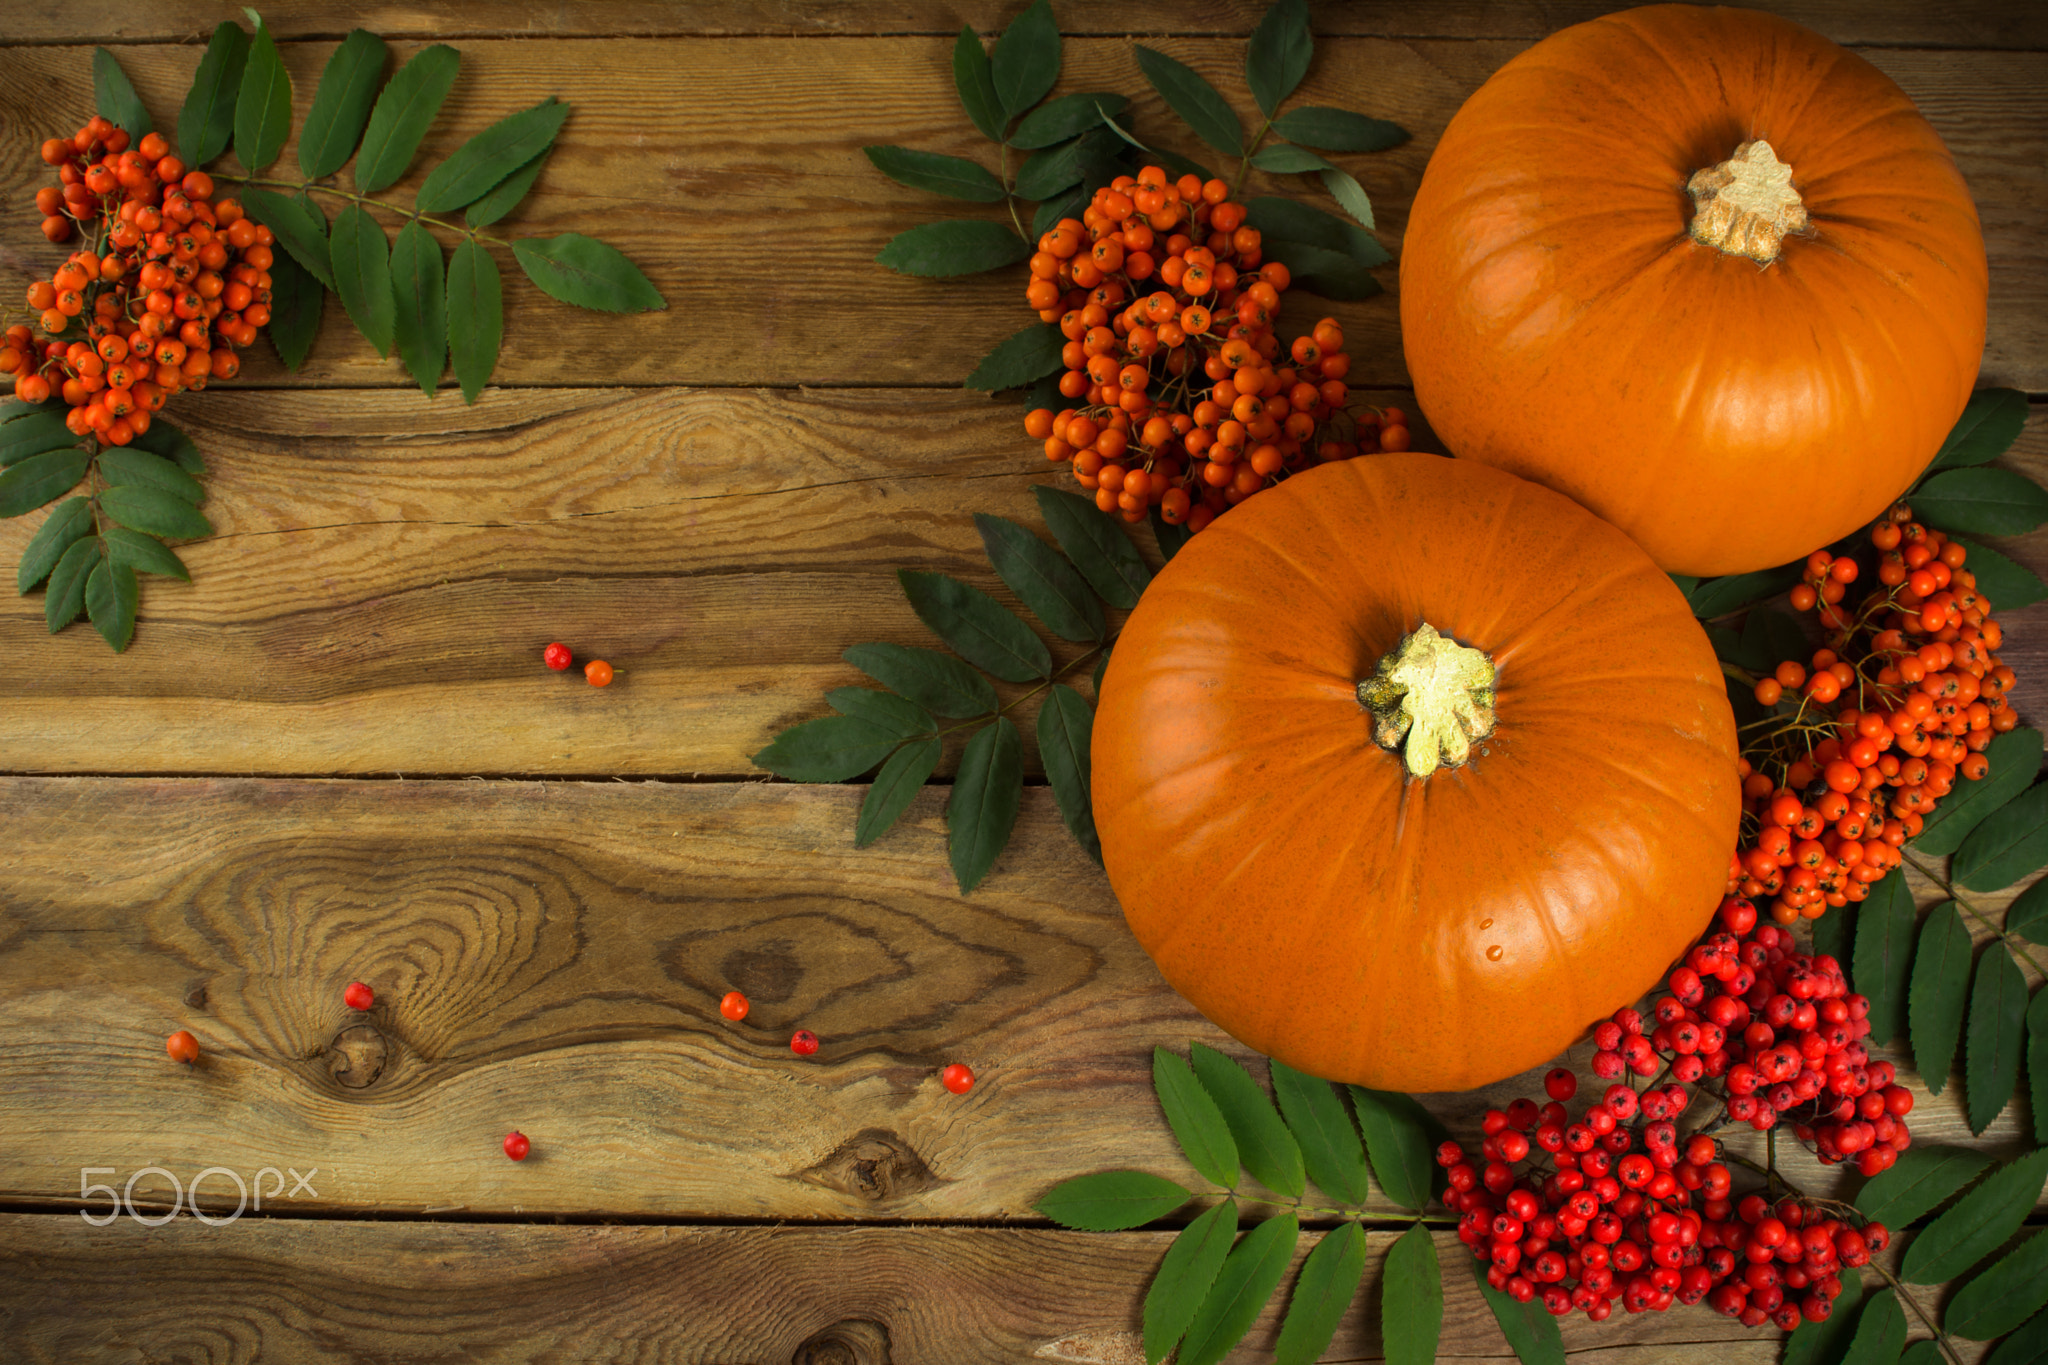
xmin=947 ymin=715 xmax=1022 ymax=893
xmin=1035 ymin=1169 xmax=1190 ymax=1231
xmin=44 ymin=537 xmax=98 ymax=632
xmin=232 ymin=19 xmax=292 ymax=171
xmin=177 ymin=21 xmax=249 ymax=167
xmin=990 ymin=0 xmax=1059 ymax=118
xmin=1142 ymin=1199 xmax=1237 ymax=1364
xmin=1268 ymin=106 xmax=1408 ymax=152
xmin=1246 ymin=0 xmax=1312 ymax=118
xmin=94 ymin=48 xmax=152 ymax=139
xmin=16 ymin=497 xmax=93 ymax=592
xmin=1038 ymin=683 xmax=1100 ymax=863
xmin=897 ymin=570 xmax=1050 ymax=682
xmin=1133 ymin=45 xmax=1241 ymax=156
xmin=103 ymin=527 xmax=188 ymax=580
xmin=84 ymin=557 xmax=138 ymax=652
xmin=1177 ymin=1213 xmax=1297 ymax=1365
xmin=1011 ymin=93 xmax=1129 ymax=149
xmin=751 ymin=713 xmax=901 ymax=782
xmin=1347 ymin=1087 xmax=1435 ymax=1211
xmin=0 ymin=448 xmax=90 ymax=518
xmin=1154 ymin=1047 xmax=1238 ymax=1189
xmin=1927 ymin=388 xmax=2028 ymax=472
xmin=1268 ymin=1059 xmax=1368 ymax=1205
xmin=511 ymin=233 xmax=666 ymax=312
xmin=1909 ymin=903 xmax=1973 ymax=1094
xmin=1377 ymin=1224 xmax=1442 ymax=1365
xmin=842 ymin=642 xmax=996 ymax=719
xmin=1472 ymin=1254 xmax=1565 ymax=1365
xmin=1899 ymin=1148 xmax=2048 ymax=1283
xmin=1033 ymin=484 xmax=1149 ymax=608
xmin=863 ymin=145 xmax=1005 ymax=202
xmin=464 ymin=146 xmax=550 ymax=227
xmin=965 ymin=322 xmax=1064 ymax=393
xmin=1914 ymin=726 xmax=2043 ymax=856
xmin=1964 ymin=946 xmax=2027 ymax=1134
xmin=952 ymin=25 xmax=1004 ymax=142
xmin=298 ymin=29 xmax=387 ymax=178
xmin=354 ymin=43 xmax=460 ymax=193
xmin=446 ymin=237 xmax=503 ymax=404
xmin=1856 ymin=1144 xmax=1992 ymax=1229
xmin=97 ymin=447 xmax=204 ymax=505
xmin=1852 ymin=871 xmax=1916 ymax=1046
xmin=1948 ymin=1230 xmax=2048 ymax=1339
xmin=329 ymin=202 xmax=396 ymax=358
xmin=417 ymin=97 xmax=569 ymax=212
xmin=390 ymin=219 xmax=447 ymax=394
xmin=854 ymin=736 xmax=940 ymax=849
xmin=1189 ymin=1043 xmax=1303 ymax=1198
xmin=1276 ymin=1223 xmax=1368 ymax=1365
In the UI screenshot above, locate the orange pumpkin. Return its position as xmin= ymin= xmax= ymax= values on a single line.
xmin=1092 ymin=455 xmax=1739 ymax=1092
xmin=1400 ymin=4 xmax=1987 ymax=578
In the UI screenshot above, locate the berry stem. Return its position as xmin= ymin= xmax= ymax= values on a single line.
xmin=931 ymin=636 xmax=1113 ymax=741
xmin=1900 ymin=850 xmax=2048 ymax=978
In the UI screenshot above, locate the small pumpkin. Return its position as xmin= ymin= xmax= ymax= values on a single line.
xmin=1400 ymin=4 xmax=1987 ymax=577
xmin=1092 ymin=455 xmax=1739 ymax=1092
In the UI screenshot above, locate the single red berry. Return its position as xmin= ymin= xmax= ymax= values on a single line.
xmin=719 ymin=990 xmax=749 ymax=1022
xmin=543 ymin=642 xmax=573 ymax=671
xmin=584 ymin=660 xmax=614 ymax=687
xmin=503 ymin=1131 xmax=531 ymax=1161
xmin=790 ymin=1029 xmax=820 ymax=1057
xmin=165 ymin=1030 xmax=200 ymax=1064
xmin=1543 ymin=1067 xmax=1577 ymax=1102
xmin=942 ymin=1063 xmax=975 ymax=1094
xmin=343 ymin=981 xmax=374 ymax=1011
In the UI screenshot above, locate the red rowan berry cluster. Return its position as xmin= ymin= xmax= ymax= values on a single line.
xmin=1020 ymin=166 xmax=1402 ymax=532
xmin=2 ymin=116 xmax=274 ymax=443
xmin=1594 ymin=900 xmax=1917 ymax=1174
xmin=1730 ymin=506 xmax=2014 ymax=928
xmin=1440 ymin=1060 xmax=1891 ymax=1329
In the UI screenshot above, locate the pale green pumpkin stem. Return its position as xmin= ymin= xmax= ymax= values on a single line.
xmin=1357 ymin=623 xmax=1498 ymax=778
xmin=1686 ymin=139 xmax=1807 ymax=266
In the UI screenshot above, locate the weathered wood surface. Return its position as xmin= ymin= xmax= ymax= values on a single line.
xmin=0 ymin=396 xmax=2040 ymax=777
xmin=12 ymin=0 xmax=2046 ymax=47
xmin=0 ymin=32 xmax=2043 ymax=392
xmin=0 ymin=1220 xmax=1879 ymax=1365
xmin=0 ymin=776 xmax=2035 ymax=1226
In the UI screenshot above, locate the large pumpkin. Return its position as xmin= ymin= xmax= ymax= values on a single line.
xmin=1399 ymin=4 xmax=1987 ymax=578
xmin=1093 ymin=455 xmax=1739 ymax=1092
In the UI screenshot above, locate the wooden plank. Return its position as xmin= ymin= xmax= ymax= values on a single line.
xmin=0 ymin=1218 xmax=1844 ymax=1365
xmin=6 ymin=0 xmax=2041 ymax=47
xmin=0 ymin=36 xmax=2041 ymax=392
xmin=0 ymin=776 xmax=2035 ymax=1222
xmin=0 ymin=391 xmax=2039 ymax=778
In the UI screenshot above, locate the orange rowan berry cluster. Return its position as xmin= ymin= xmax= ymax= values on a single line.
xmin=1 ymin=116 xmax=274 ymax=444
xmin=1020 ymin=166 xmax=1395 ymax=532
xmin=1727 ymin=504 xmax=2015 ymax=929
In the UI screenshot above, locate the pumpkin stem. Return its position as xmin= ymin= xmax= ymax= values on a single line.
xmin=1357 ymin=623 xmax=1498 ymax=778
xmin=1686 ymin=140 xmax=1808 ymax=265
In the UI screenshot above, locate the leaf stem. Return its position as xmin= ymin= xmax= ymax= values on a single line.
xmin=1232 ymin=116 xmax=1274 ymax=199
xmin=212 ymin=173 xmax=491 ymax=244
xmin=933 ymin=636 xmax=1114 ymax=739
xmin=1901 ymin=849 xmax=2048 ymax=977
xmin=998 ymin=143 xmax=1029 ymax=240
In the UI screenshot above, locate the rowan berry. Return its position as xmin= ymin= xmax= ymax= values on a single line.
xmin=343 ymin=981 xmax=374 ymax=1011
xmin=719 ymin=990 xmax=749 ymax=1021
xmin=790 ymin=1029 xmax=820 ymax=1057
xmin=165 ymin=1030 xmax=200 ymax=1064
xmin=543 ymin=642 xmax=573 ymax=671
xmin=504 ymin=1131 xmax=531 ymax=1160
xmin=942 ymin=1063 xmax=975 ymax=1094
xmin=584 ymin=660 xmax=614 ymax=687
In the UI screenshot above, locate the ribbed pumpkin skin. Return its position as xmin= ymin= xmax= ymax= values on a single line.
xmin=1092 ymin=456 xmax=1740 ymax=1092
xmin=1399 ymin=4 xmax=1987 ymax=578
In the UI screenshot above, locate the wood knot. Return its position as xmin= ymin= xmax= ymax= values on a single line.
xmin=794 ymin=1128 xmax=941 ymax=1203
xmin=792 ymin=1319 xmax=892 ymax=1365
xmin=326 ymin=1024 xmax=390 ymax=1089
xmin=183 ymin=982 xmax=209 ymax=1009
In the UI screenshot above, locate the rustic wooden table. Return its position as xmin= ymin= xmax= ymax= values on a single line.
xmin=1 ymin=3 xmax=2043 ymax=1362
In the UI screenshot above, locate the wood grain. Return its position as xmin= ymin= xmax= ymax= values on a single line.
xmin=0 ymin=776 xmax=2036 ymax=1224
xmin=0 ymin=1218 xmax=1866 ymax=1365
xmin=6 ymin=0 xmax=2042 ymax=47
xmin=0 ymin=35 xmax=2041 ymax=391
xmin=0 ymin=393 xmax=2040 ymax=778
